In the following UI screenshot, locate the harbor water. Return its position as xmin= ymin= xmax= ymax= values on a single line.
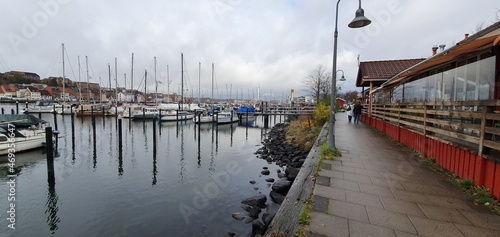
xmin=0 ymin=104 xmax=286 ymax=237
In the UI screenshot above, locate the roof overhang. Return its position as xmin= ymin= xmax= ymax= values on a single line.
xmin=381 ymin=23 xmax=500 ymax=89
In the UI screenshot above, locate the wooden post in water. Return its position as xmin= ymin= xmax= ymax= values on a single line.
xmin=38 ymin=112 xmax=42 ymax=119
xmin=53 ymin=105 xmax=58 ymax=131
xmin=11 ymin=109 xmax=15 ymax=114
xmin=264 ymin=114 xmax=269 ymax=129
xmin=25 ymin=101 xmax=28 ymax=110
xmin=101 ymin=106 xmax=105 ymax=117
xmin=91 ymin=106 xmax=95 ymax=123
xmin=118 ymin=117 xmax=123 ymax=175
xmin=128 ymin=107 xmax=131 ymax=119
xmin=142 ymin=107 xmax=146 ymax=122
xmin=1 ymin=108 xmax=4 ymax=114
xmin=16 ymin=101 xmax=19 ymax=114
xmin=45 ymin=127 xmax=55 ymax=183
xmin=118 ymin=117 xmax=123 ymax=159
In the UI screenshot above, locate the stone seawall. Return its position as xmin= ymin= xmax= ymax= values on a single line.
xmin=263 ymin=123 xmax=328 ymax=236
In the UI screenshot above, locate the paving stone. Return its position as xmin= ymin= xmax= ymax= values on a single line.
xmin=316 ymin=176 xmax=330 ymax=186
xmin=454 ymin=223 xmax=500 ymax=237
xmin=370 ymin=176 xmax=404 ymax=190
xmin=425 ymin=194 xmax=474 ymax=211
xmin=400 ymin=182 xmax=439 ymax=195
xmin=458 ymin=210 xmax=500 ymax=230
xmin=359 ymin=183 xmax=395 ymax=198
xmin=320 ymin=163 xmax=332 ymax=171
xmin=343 ymin=172 xmax=372 ymax=184
xmin=314 ymin=185 xmax=346 ymax=201
xmin=345 ymin=190 xmax=383 ymax=209
xmin=394 ymin=230 xmax=422 ymax=237
xmin=328 ymin=199 xmax=369 ymax=223
xmin=331 ymin=165 xmax=356 ymax=174
xmin=308 ymin=212 xmax=349 ymax=237
xmin=312 ymin=195 xmax=329 ymax=213
xmin=418 ymin=203 xmax=472 ymax=225
xmin=354 ymin=168 xmax=383 ymax=178
xmin=349 ymin=219 xmax=396 ymax=237
xmin=408 ymin=215 xmax=465 ymax=237
xmin=330 ymin=178 xmax=360 ymax=192
xmin=340 ymin=160 xmax=365 ymax=169
xmin=319 ymin=169 xmax=344 ymax=179
xmin=365 ymin=206 xmax=417 ymax=234
xmin=391 ymin=189 xmax=434 ymax=205
xmin=380 ymin=197 xmax=425 ymax=217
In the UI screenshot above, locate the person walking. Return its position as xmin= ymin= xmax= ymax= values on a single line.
xmin=346 ymin=103 xmax=353 ymax=122
xmin=353 ymin=101 xmax=363 ymax=124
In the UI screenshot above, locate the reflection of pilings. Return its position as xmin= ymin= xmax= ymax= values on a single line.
xmin=92 ymin=110 xmax=97 ymax=169
xmin=152 ymin=118 xmax=157 ymax=185
xmin=53 ymin=105 xmax=58 ymax=131
xmin=11 ymin=108 xmax=14 ymax=114
xmin=71 ymin=111 xmax=75 ymax=161
xmin=118 ymin=118 xmax=123 ymax=175
xmin=197 ymin=123 xmax=201 ymax=168
xmin=45 ymin=175 xmax=60 ymax=234
xmin=45 ymin=127 xmax=55 ymax=183
xmin=1 ymin=108 xmax=4 ymax=114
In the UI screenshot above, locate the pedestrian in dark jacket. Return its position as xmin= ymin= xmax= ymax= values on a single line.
xmin=353 ymin=102 xmax=362 ymax=124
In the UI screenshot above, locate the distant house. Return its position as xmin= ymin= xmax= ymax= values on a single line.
xmin=117 ymin=92 xmax=134 ymax=102
xmin=0 ymin=85 xmax=17 ymax=99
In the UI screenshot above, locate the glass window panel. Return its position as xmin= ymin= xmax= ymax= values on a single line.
xmin=466 ymin=61 xmax=478 ymax=100
xmin=454 ymin=65 xmax=466 ymax=101
xmin=442 ymin=69 xmax=453 ymax=102
xmin=478 ymin=56 xmax=495 ymax=100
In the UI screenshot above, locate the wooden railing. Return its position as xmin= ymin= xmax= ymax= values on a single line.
xmin=367 ymin=100 xmax=500 ymax=158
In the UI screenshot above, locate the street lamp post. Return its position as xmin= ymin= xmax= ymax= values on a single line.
xmin=329 ymin=0 xmax=371 ymax=150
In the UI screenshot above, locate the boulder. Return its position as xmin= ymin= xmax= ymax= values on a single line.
xmin=241 ymin=194 xmax=267 ymax=208
xmin=232 ymin=213 xmax=246 ymax=221
xmin=265 ymin=178 xmax=275 ymax=183
xmin=252 ymin=220 xmax=266 ymax=236
xmin=271 ymin=179 xmax=292 ymax=195
xmin=269 ymin=191 xmax=285 ymax=204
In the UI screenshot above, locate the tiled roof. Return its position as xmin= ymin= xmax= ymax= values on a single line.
xmin=361 ymin=59 xmax=425 ymax=79
xmin=356 ymin=59 xmax=424 ymax=87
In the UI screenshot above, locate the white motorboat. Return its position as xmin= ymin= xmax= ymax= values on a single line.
xmin=0 ymin=114 xmax=49 ymax=156
xmin=160 ymin=110 xmax=194 ymax=122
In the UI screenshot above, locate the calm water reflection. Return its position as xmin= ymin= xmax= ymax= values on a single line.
xmin=0 ymin=106 xmax=286 ymax=237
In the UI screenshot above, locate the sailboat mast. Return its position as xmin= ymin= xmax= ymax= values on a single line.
xmin=115 ymin=57 xmax=117 ymax=102
xmin=154 ymin=56 xmax=157 ymax=103
xmin=86 ymin=56 xmax=90 ymax=103
xmin=78 ymin=56 xmax=82 ymax=101
xmin=167 ymin=65 xmax=169 ymax=101
xmin=198 ymin=62 xmax=201 ymax=104
xmin=181 ymin=53 xmax=184 ymax=109
xmin=108 ymin=63 xmax=111 ymax=101
xmin=211 ymin=63 xmax=214 ymax=115
xmin=131 ymin=53 xmax=134 ymax=103
xmin=62 ymin=43 xmax=65 ymax=102
xmin=144 ymin=69 xmax=147 ymax=102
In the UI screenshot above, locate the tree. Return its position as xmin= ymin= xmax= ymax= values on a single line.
xmin=302 ymin=65 xmax=331 ymax=104
xmin=338 ymin=90 xmax=359 ymax=103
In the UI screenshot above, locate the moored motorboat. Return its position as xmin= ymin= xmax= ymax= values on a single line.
xmin=0 ymin=114 xmax=49 ymax=156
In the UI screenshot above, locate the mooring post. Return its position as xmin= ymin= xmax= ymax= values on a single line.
xmin=102 ymin=106 xmax=105 ymax=117
xmin=53 ymin=105 xmax=58 ymax=131
xmin=264 ymin=115 xmax=269 ymax=129
xmin=11 ymin=109 xmax=14 ymax=114
xmin=246 ymin=110 xmax=249 ymax=126
xmin=118 ymin=117 xmax=123 ymax=152
xmin=25 ymin=101 xmax=28 ymax=109
xmin=128 ymin=107 xmax=131 ymax=119
xmin=118 ymin=117 xmax=123 ymax=176
xmin=39 ymin=112 xmax=42 ymax=119
xmin=45 ymin=127 xmax=55 ymax=183
xmin=142 ymin=107 xmax=146 ymax=122
xmin=16 ymin=101 xmax=19 ymax=114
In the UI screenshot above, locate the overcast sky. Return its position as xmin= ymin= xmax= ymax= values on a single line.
xmin=1 ymin=0 xmax=499 ymax=100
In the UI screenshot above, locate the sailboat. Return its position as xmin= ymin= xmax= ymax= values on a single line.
xmin=56 ymin=43 xmax=76 ymax=115
xmin=160 ymin=53 xmax=194 ymax=122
